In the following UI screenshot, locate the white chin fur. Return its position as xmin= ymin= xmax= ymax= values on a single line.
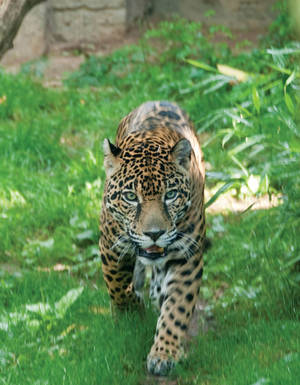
xmin=139 ymin=256 xmax=165 ymax=266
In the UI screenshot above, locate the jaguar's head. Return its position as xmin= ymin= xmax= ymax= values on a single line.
xmin=103 ymin=133 xmax=192 ymax=264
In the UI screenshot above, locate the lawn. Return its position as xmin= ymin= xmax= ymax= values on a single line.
xmin=1 ymin=4 xmax=299 ymax=384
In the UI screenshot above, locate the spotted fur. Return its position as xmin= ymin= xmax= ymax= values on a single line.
xmin=99 ymin=101 xmax=205 ymax=376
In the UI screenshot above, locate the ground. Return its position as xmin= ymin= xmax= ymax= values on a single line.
xmin=2 ymin=25 xmax=266 ymax=87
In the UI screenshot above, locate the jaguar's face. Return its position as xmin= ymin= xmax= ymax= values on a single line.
xmin=103 ymin=135 xmax=192 ymax=264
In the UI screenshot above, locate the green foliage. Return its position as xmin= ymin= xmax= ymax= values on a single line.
xmin=177 ymin=320 xmax=300 ymax=385
xmin=0 ymin=284 xmax=83 ymax=331
xmin=1 ymin=7 xmax=300 ymax=384
xmin=0 ymin=271 xmax=154 ymax=385
xmin=262 ymin=0 xmax=297 ymax=47
xmin=186 ymin=43 xmax=300 ymax=287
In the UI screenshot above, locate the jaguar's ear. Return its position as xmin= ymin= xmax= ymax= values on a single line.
xmin=103 ymin=138 xmax=121 ymax=177
xmin=171 ymin=138 xmax=192 ymax=171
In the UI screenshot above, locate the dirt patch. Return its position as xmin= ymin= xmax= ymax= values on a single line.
xmin=0 ymin=263 xmax=22 ymax=275
xmin=206 ymin=192 xmax=281 ymax=214
xmin=2 ymin=28 xmax=142 ymax=87
xmin=41 ymin=54 xmax=85 ymax=87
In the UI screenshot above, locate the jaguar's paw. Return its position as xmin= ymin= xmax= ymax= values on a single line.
xmin=147 ymin=353 xmax=175 ymax=376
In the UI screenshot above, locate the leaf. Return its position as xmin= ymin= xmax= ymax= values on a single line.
xmin=222 ymin=131 xmax=234 ymax=148
xmin=250 ymin=377 xmax=270 ymax=385
xmin=217 ymin=64 xmax=250 ymax=82
xmin=228 ymin=135 xmax=266 ymax=156
xmin=252 ymin=87 xmax=260 ymax=113
xmin=285 ymin=70 xmax=296 ymax=87
xmin=284 ymin=255 xmax=300 ymax=268
xmin=55 ymin=287 xmax=84 ymax=319
xmin=76 ymin=230 xmax=94 ymax=241
xmin=266 ymin=62 xmax=298 ymax=76
xmin=290 ymin=138 xmax=300 ymax=152
xmin=0 ymin=322 xmax=8 ymax=331
xmin=229 ymin=155 xmax=249 ymax=177
xmin=224 ymin=110 xmax=252 ymax=127
xmin=0 ymin=349 xmax=14 ymax=367
xmin=284 ymin=71 xmax=296 ymax=115
xmin=184 ymin=59 xmax=217 ymax=73
xmin=239 ymin=202 xmax=256 ymax=215
xmin=26 ymin=303 xmax=52 ymax=316
xmin=70 ymin=215 xmax=89 ymax=229
xmin=70 ymin=215 xmax=79 ymax=227
xmin=39 ymin=238 xmax=54 ymax=249
xmin=180 ymin=82 xmax=204 ymax=95
xmin=261 ymin=78 xmax=282 ymax=92
xmin=284 ymin=92 xmax=295 ymax=115
xmin=267 ymin=47 xmax=300 ymax=55
xmin=198 ymin=113 xmax=222 ymax=133
xmin=206 ymin=171 xmax=232 ymax=181
xmin=203 ymin=78 xmax=232 ymax=94
xmin=247 ymin=175 xmax=260 ymax=194
xmin=205 ymin=179 xmax=242 ymax=208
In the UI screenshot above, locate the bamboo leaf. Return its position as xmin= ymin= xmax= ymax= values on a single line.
xmin=230 ymin=155 xmax=249 ymax=176
xmin=26 ymin=303 xmax=52 ymax=316
xmin=285 ymin=71 xmax=296 ymax=87
xmin=184 ymin=59 xmax=217 ymax=73
xmin=224 ymin=110 xmax=252 ymax=127
xmin=222 ymin=131 xmax=234 ymax=148
xmin=206 ymin=171 xmax=232 ymax=181
xmin=266 ymin=62 xmax=300 ymax=77
xmin=267 ymin=47 xmax=300 ymax=55
xmin=284 ymin=92 xmax=295 ymax=115
xmin=252 ymin=87 xmax=260 ymax=114
xmin=55 ymin=287 xmax=84 ymax=319
xmin=228 ymin=135 xmax=266 ymax=156
xmin=203 ymin=79 xmax=231 ymax=94
xmin=205 ymin=179 xmax=242 ymax=208
xmin=217 ymin=64 xmax=251 ymax=82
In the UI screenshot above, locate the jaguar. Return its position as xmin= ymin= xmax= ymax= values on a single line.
xmin=99 ymin=101 xmax=205 ymax=376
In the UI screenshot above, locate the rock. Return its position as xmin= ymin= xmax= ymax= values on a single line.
xmin=48 ymin=7 xmax=126 ymax=45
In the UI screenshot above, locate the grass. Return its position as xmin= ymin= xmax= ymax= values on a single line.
xmin=1 ymin=4 xmax=300 ymax=384
xmin=1 ymin=271 xmax=299 ymax=385
xmin=1 ymin=271 xmax=155 ymax=385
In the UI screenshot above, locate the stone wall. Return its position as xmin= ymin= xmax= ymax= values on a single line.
xmin=48 ymin=0 xmax=126 ymax=49
xmin=1 ymin=0 xmax=276 ymax=66
xmin=153 ymin=0 xmax=275 ymax=31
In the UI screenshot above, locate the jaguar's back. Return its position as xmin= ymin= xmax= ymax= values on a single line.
xmin=116 ymin=101 xmax=204 ymax=176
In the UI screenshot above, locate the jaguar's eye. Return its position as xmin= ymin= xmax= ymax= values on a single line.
xmin=123 ymin=191 xmax=138 ymax=203
xmin=165 ymin=190 xmax=178 ymax=201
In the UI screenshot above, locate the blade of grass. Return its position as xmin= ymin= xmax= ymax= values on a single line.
xmin=205 ymin=179 xmax=243 ymax=208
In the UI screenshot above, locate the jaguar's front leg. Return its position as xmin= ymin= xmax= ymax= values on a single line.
xmin=147 ymin=257 xmax=203 ymax=376
xmin=100 ymin=238 xmax=142 ymax=309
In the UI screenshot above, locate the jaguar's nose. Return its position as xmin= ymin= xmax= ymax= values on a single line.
xmin=143 ymin=230 xmax=165 ymax=241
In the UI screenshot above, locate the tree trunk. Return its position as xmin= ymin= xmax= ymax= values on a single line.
xmin=0 ymin=0 xmax=46 ymax=60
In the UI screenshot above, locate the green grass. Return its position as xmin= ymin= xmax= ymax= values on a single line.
xmin=1 ymin=269 xmax=299 ymax=385
xmin=180 ymin=320 xmax=300 ymax=385
xmin=0 ymin=271 xmax=155 ymax=385
xmin=1 ymin=6 xmax=300 ymax=384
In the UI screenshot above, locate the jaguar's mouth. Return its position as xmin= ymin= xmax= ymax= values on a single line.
xmin=137 ymin=245 xmax=166 ymax=260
